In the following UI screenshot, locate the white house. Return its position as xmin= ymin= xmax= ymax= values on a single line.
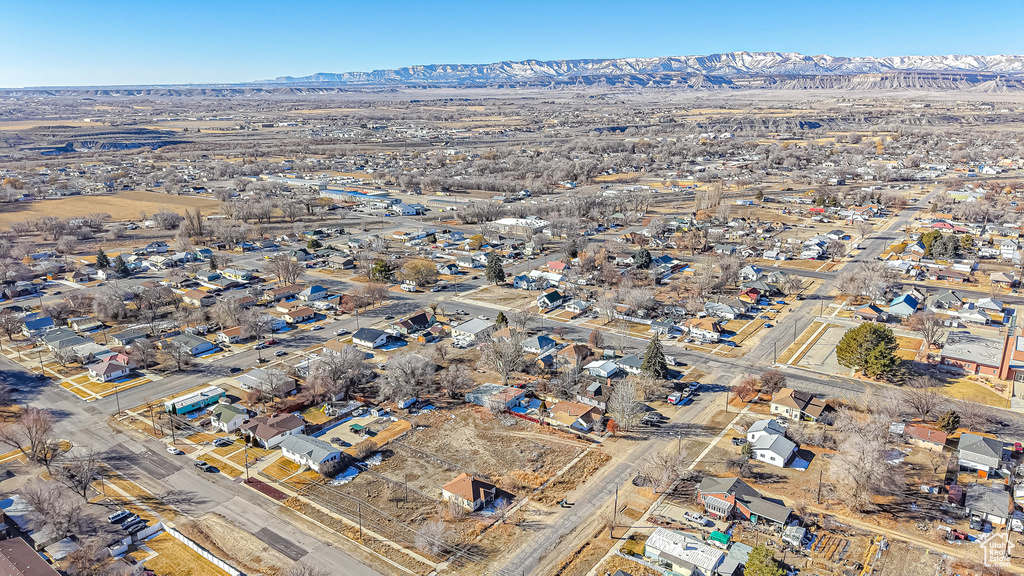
xmin=210 ymin=403 xmax=249 ymax=433
xmin=452 ymin=318 xmax=496 ymax=342
xmin=583 ymin=359 xmax=619 ymax=379
xmin=279 ymin=434 xmax=342 ymax=474
xmin=298 ymin=285 xmax=328 ymax=301
xmin=352 ymin=328 xmax=388 ymax=349
xmin=87 ymin=359 xmax=130 ymax=383
xmin=746 ymin=419 xmax=797 ymax=468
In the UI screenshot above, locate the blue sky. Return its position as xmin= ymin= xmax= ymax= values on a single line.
xmin=2 ymin=0 xmax=1023 ymax=87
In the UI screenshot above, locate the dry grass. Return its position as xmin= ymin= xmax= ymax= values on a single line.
xmin=0 ymin=191 xmax=220 ymax=228
xmin=142 ymin=532 xmax=226 ymax=576
xmin=535 ymin=451 xmax=612 ymax=506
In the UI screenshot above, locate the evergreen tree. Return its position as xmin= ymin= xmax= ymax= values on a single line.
xmin=209 ymin=254 xmax=217 ymax=271
xmin=495 ymin=311 xmax=507 ymax=328
xmin=937 ymin=410 xmax=961 ymax=434
xmin=835 ymin=322 xmax=899 ymax=379
xmin=95 ymin=249 xmax=110 ymax=270
xmin=641 ymin=334 xmax=667 ymax=379
xmin=485 ymin=253 xmax=506 ymax=285
xmin=113 ymin=255 xmax=130 ymax=278
xmin=744 ymin=545 xmax=785 ymax=576
xmin=370 ymin=259 xmax=394 ymax=282
xmin=634 ymin=247 xmax=652 ymax=270
xmin=307 ymin=238 xmax=322 ymax=250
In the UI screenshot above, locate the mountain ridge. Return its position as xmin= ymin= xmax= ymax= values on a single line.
xmin=263 ymin=51 xmax=1024 ymax=85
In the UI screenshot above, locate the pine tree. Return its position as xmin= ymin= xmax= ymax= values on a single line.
xmin=370 ymin=259 xmax=394 ymax=282
xmin=937 ymin=410 xmax=961 ymax=434
xmin=634 ymin=247 xmax=652 ymax=270
xmin=495 ymin=311 xmax=507 ymax=328
xmin=486 ymin=253 xmax=506 ymax=285
xmin=744 ymin=545 xmax=785 ymax=576
xmin=307 ymin=238 xmax=322 ymax=250
xmin=95 ymin=249 xmax=109 ymax=270
xmin=836 ymin=323 xmax=899 ymax=379
xmin=641 ymin=334 xmax=667 ymax=379
xmin=209 ymin=254 xmax=217 ymax=271
xmin=113 ymin=255 xmax=130 ymax=278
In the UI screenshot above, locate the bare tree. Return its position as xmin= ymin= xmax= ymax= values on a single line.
xmin=482 ymin=338 xmax=525 ymax=386
xmin=55 ymin=448 xmax=101 ymax=499
xmin=901 ymin=386 xmax=942 ymax=420
xmin=828 ymin=423 xmax=904 ymax=511
xmin=608 ymin=378 xmax=644 ymax=432
xmin=438 ymin=364 xmax=474 ymax=397
xmin=128 ymin=339 xmax=156 ymax=368
xmin=903 ymin=311 xmax=946 ymax=349
xmin=759 ymin=369 xmax=787 ymax=396
xmin=22 ymin=481 xmax=85 ymax=538
xmin=165 ymin=343 xmax=194 ymax=372
xmin=307 ymin=345 xmax=365 ymax=402
xmin=507 ymin=307 xmax=536 ymax=332
xmin=635 ymin=449 xmax=689 ymax=492
xmin=415 ymin=518 xmax=451 ymax=556
xmin=266 ymin=254 xmax=303 ymax=284
xmin=0 ymin=311 xmax=22 ymax=341
xmin=52 ymin=347 xmax=77 ymax=368
xmin=379 ymin=353 xmax=435 ymax=402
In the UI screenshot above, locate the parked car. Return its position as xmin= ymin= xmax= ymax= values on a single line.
xmin=274 ymin=350 xmax=287 ymax=357
xmin=764 ymin=323 xmax=772 ymax=328
xmin=335 ymin=328 xmax=350 ymax=336
xmin=125 ymin=521 xmax=149 ymax=534
xmin=165 ymin=446 xmax=183 ymax=455
xmin=108 ymin=510 xmax=131 ymax=524
xmin=194 ymin=461 xmax=214 ymax=472
xmin=383 ymin=315 xmax=395 ymax=320
xmin=732 ymin=437 xmax=748 ymax=446
xmin=213 ymin=437 xmax=233 ymax=448
xmin=118 ymin=514 xmax=140 ymax=529
xmin=266 ymin=339 xmax=277 ymax=345
xmin=311 ymin=325 xmax=323 ymax=331
xmin=228 ymin=367 xmax=242 ymax=374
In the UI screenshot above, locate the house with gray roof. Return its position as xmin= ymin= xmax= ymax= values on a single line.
xmin=746 ymin=419 xmax=797 ymax=469
xmin=615 ymin=354 xmax=644 ymax=375
xmin=697 ymin=476 xmax=793 ymax=526
xmin=958 ymin=433 xmax=1008 ymax=474
xmin=521 ymin=335 xmax=556 ymax=355
xmin=966 ymin=484 xmax=1012 ymax=525
xmin=210 ymin=403 xmax=249 ymax=433
xmin=279 ymin=434 xmax=342 ymax=474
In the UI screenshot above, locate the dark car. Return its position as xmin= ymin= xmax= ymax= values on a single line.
xmin=970 ymin=518 xmax=984 ymax=531
xmin=125 ymin=521 xmax=149 ymax=534
xmin=194 ymin=461 xmax=214 ymax=472
xmin=119 ymin=514 xmax=140 ymax=529
xmin=228 ymin=367 xmax=242 ymax=374
xmin=732 ymin=437 xmax=748 ymax=446
xmin=384 ymin=315 xmax=395 ymax=320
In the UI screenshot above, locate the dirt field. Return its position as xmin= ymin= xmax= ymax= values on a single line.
xmin=0 ymin=191 xmax=221 ymax=228
xmin=176 ymin=514 xmax=293 ymax=576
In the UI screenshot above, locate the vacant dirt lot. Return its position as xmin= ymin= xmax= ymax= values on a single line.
xmin=0 ymin=190 xmax=221 ymax=227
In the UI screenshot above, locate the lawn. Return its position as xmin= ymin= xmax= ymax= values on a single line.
xmin=0 ymin=191 xmax=221 ymax=228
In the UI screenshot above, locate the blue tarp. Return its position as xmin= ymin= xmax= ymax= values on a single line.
xmin=790 ymin=456 xmax=811 ymax=471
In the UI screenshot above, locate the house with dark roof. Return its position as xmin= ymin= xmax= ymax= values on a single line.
xmin=697 ymin=476 xmax=793 ymax=526
xmin=240 ymin=413 xmax=306 ymax=448
xmin=537 ymin=289 xmax=564 ymax=311
xmin=770 ymin=389 xmax=831 ymax=422
xmin=887 ymin=293 xmax=919 ymax=318
xmin=853 ymin=304 xmax=888 ymax=323
xmin=442 ymin=472 xmax=512 ymax=511
xmin=352 ymin=328 xmax=388 ymax=349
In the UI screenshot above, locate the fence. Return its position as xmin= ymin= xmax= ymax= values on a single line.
xmin=166 ymin=525 xmax=246 ymax=576
xmin=107 ymin=522 xmax=166 ymax=557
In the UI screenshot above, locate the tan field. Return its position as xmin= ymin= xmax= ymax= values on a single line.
xmin=0 ymin=191 xmax=221 ymax=227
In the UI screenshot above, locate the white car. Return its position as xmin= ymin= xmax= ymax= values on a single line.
xmin=335 ymin=329 xmax=350 ymax=336
xmin=166 ymin=446 xmax=183 ymax=455
xmin=310 ymin=325 xmax=323 ymax=331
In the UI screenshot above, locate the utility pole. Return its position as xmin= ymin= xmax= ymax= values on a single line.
xmin=113 ymin=382 xmax=122 ymax=416
xmin=613 ymin=487 xmax=618 ymax=537
xmin=773 ymin=341 xmax=778 ymax=364
xmin=357 ymin=502 xmax=362 ymax=540
xmin=816 ymin=469 xmax=823 ymax=504
xmin=243 ymin=442 xmax=250 ymax=482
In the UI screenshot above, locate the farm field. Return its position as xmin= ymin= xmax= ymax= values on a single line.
xmin=0 ymin=191 xmax=221 ymax=228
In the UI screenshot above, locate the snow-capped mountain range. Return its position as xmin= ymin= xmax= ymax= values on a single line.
xmin=265 ymin=52 xmax=1024 ymax=85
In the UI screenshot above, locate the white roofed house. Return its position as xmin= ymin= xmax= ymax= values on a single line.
xmin=298 ymin=285 xmax=328 ymax=301
xmin=644 ymin=527 xmax=725 ymax=576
